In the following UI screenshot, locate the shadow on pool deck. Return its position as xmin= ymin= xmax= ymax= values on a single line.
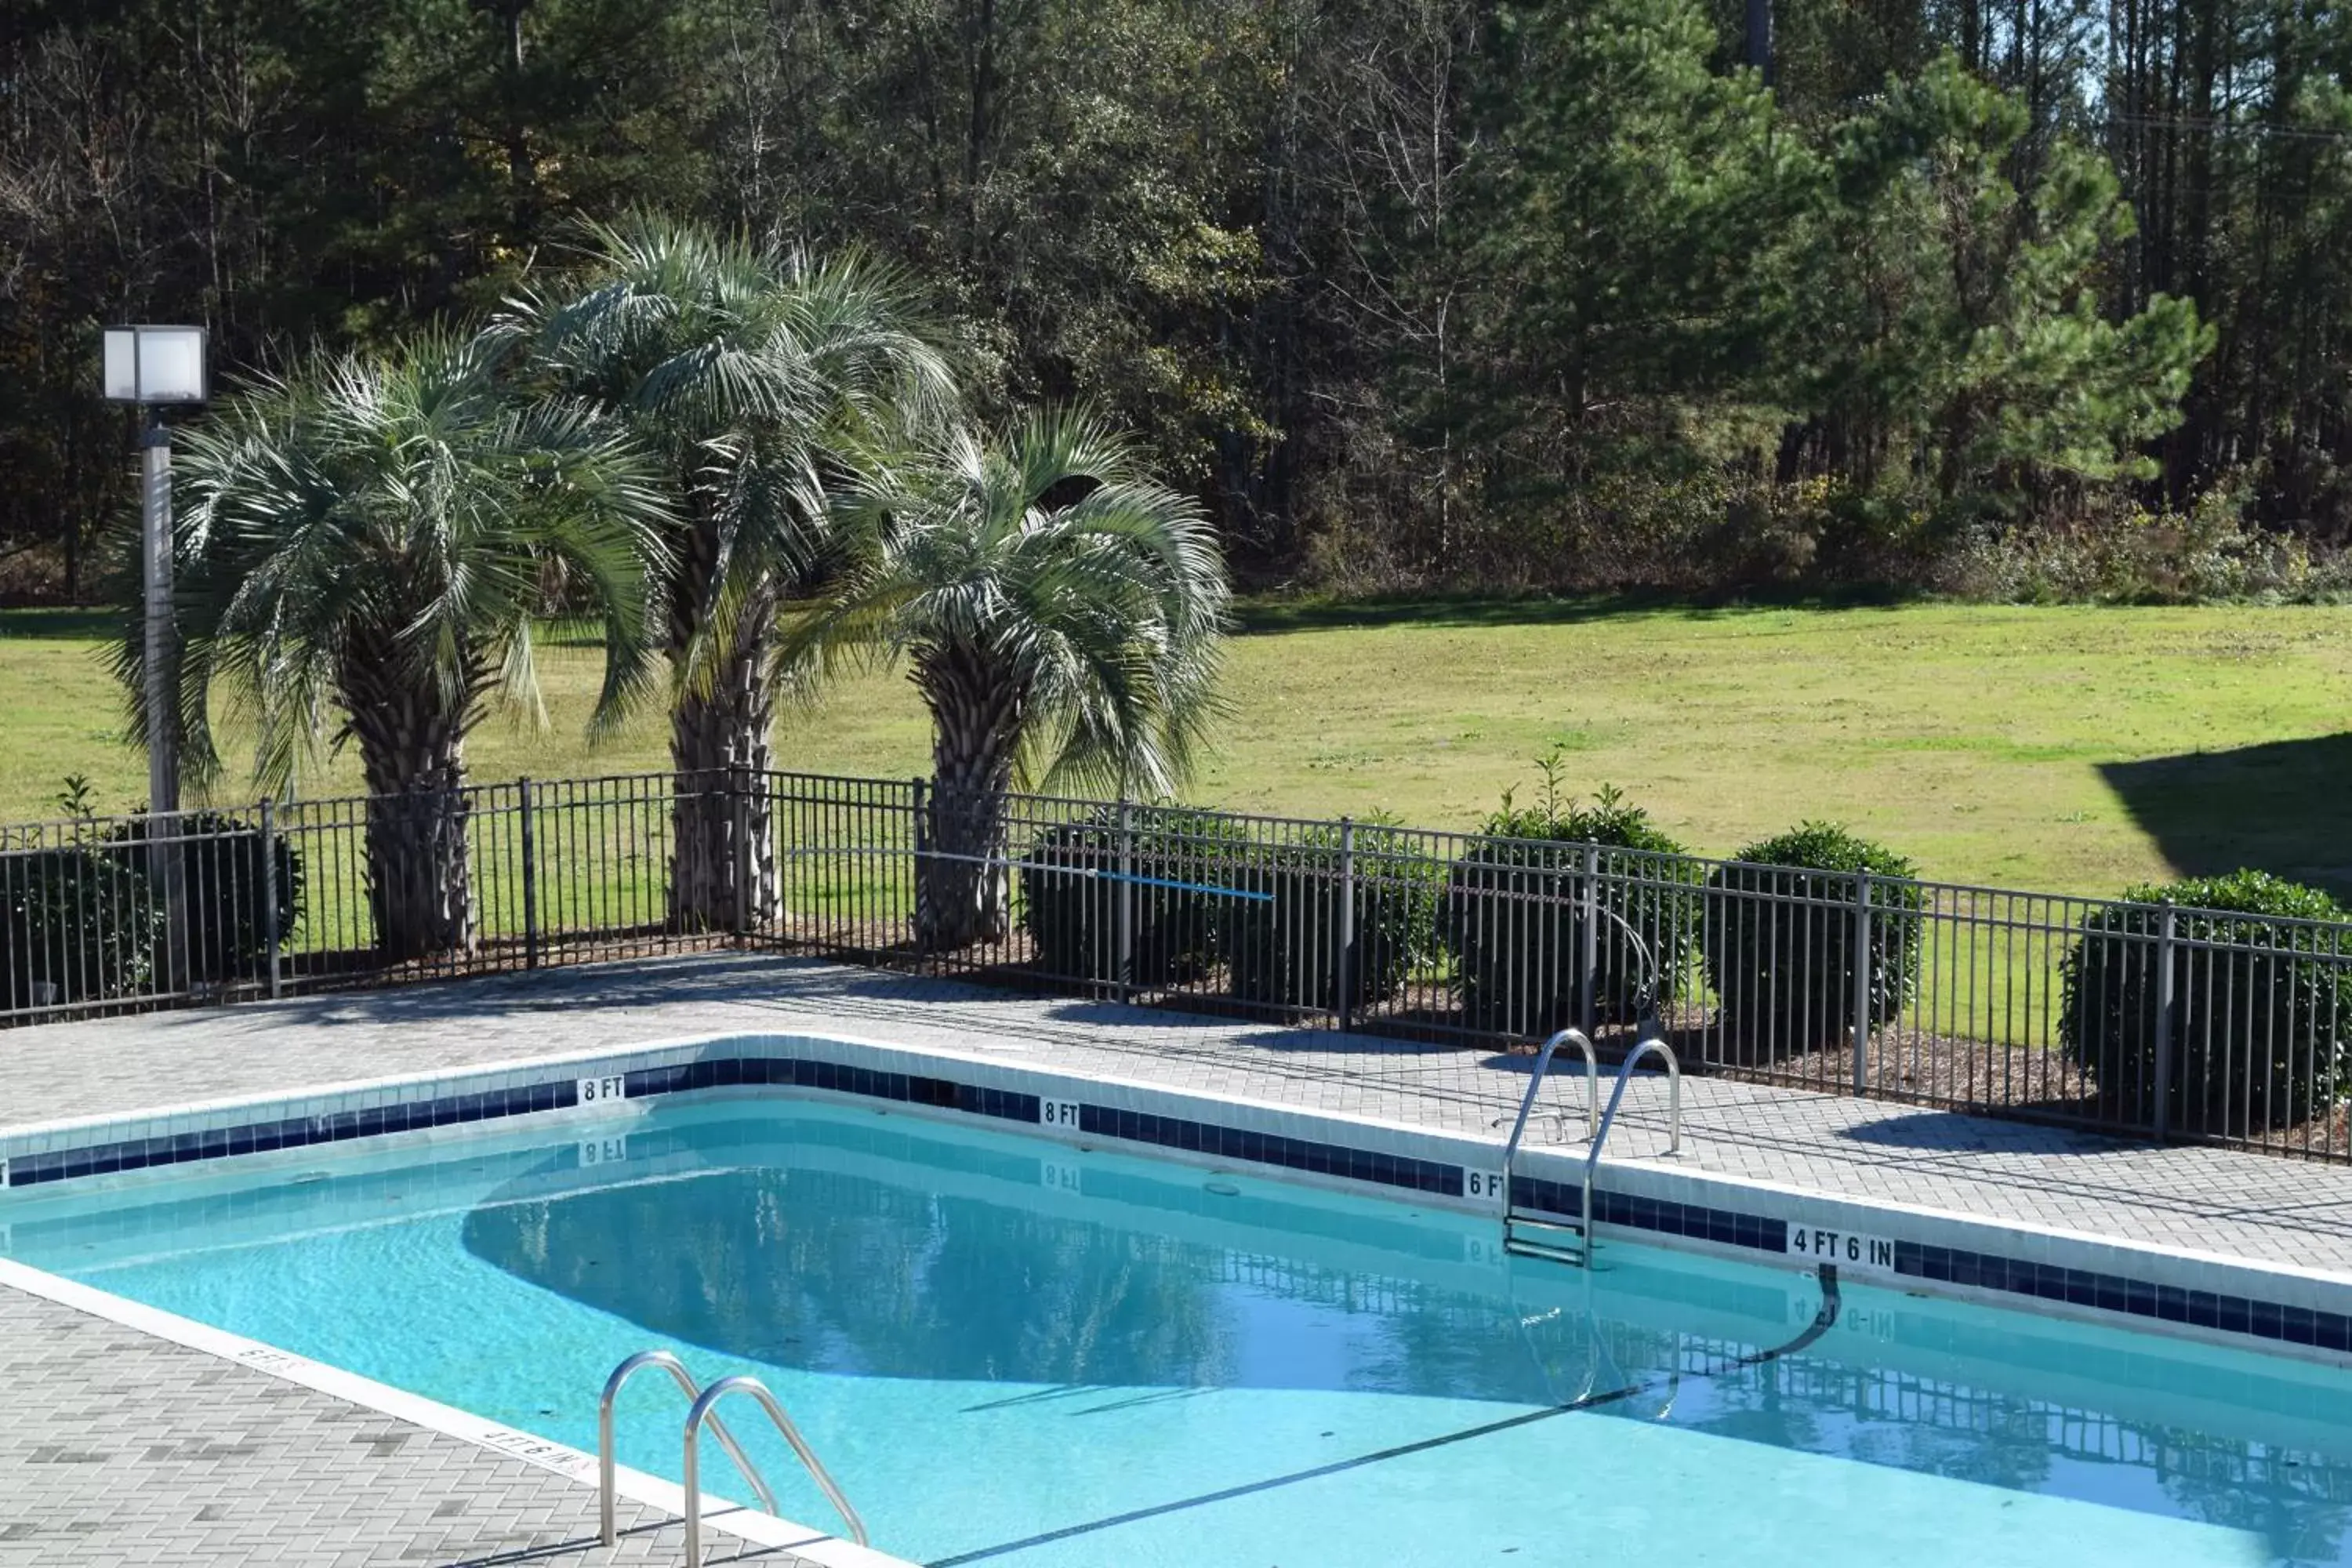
xmin=187 ymin=953 xmax=1390 ymax=1062
xmin=198 ymin=953 xmax=949 ymax=1027
xmin=1831 ymin=1109 xmax=2132 ymax=1155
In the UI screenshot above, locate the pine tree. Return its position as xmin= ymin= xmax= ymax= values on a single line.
xmin=1784 ymin=55 xmax=2210 ymax=524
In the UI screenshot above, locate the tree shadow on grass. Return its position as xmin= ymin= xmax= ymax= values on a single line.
xmin=0 ymin=606 xmax=114 ymax=640
xmin=2100 ymin=735 xmax=2352 ymax=901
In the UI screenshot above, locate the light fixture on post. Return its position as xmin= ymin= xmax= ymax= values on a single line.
xmin=103 ymin=324 xmax=209 ymax=989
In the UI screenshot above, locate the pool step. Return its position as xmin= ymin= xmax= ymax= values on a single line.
xmin=1502 ymin=1211 xmax=1587 ymax=1266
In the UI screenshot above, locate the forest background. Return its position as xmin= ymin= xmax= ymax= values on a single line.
xmin=5 ymin=0 xmax=2347 ymax=604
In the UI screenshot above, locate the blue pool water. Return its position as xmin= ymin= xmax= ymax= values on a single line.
xmin=7 ymin=1095 xmax=2352 ymax=1567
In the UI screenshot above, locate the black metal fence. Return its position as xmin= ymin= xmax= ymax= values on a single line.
xmin=5 ymin=768 xmax=2347 ymax=1163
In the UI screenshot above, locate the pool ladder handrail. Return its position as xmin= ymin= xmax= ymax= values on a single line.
xmin=1499 ymin=1028 xmax=1601 ymax=1166
xmin=1501 ymin=1029 xmax=1681 ymax=1268
xmin=597 ymin=1351 xmax=867 ymax=1560
xmin=684 ymin=1374 xmax=869 ymax=1566
xmin=600 ymin=1351 xmax=779 ymax=1547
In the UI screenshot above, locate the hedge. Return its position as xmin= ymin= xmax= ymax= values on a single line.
xmin=2060 ymin=869 xmax=2350 ymax=1134
xmin=106 ymin=810 xmax=304 ymax=984
xmin=0 ymin=845 xmax=161 ymax=1011
xmin=1224 ymin=819 xmax=1439 ymax=1013
xmin=1443 ymin=790 xmax=1700 ymax=1036
xmin=1702 ymin=822 xmax=1923 ymax=1057
xmin=1018 ymin=806 xmax=1244 ymax=986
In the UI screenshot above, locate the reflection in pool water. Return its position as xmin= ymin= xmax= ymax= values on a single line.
xmin=11 ymin=1099 xmax=2352 ymax=1566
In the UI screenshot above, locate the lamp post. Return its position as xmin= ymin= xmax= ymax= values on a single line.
xmin=103 ymin=324 xmax=208 ymax=985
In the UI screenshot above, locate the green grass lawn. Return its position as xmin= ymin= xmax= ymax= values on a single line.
xmin=7 ymin=599 xmax=2350 ymax=900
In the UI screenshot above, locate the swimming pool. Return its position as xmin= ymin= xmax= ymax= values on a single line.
xmin=6 ymin=1091 xmax=2351 ymax=1568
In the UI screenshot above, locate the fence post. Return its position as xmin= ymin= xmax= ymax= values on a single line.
xmin=909 ymin=776 xmax=930 ymax=957
xmin=1579 ymin=841 xmax=1601 ymax=1037
xmin=1851 ymin=866 xmax=1872 ymax=1096
xmin=1116 ymin=797 xmax=1135 ymax=1004
xmin=151 ymin=810 xmax=187 ymax=998
xmin=517 ymin=778 xmax=539 ymax=970
xmin=1335 ymin=816 xmax=1357 ymax=1033
xmin=259 ymin=797 xmax=282 ymax=1000
xmin=2152 ymin=900 xmax=2176 ymax=1141
xmin=731 ymin=763 xmax=753 ymax=942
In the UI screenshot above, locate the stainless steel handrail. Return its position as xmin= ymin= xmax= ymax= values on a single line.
xmin=683 ymin=1374 xmax=869 ymax=1566
xmin=1577 ymin=1036 xmax=1682 ymax=1254
xmin=1500 ymin=1027 xmax=1600 ymax=1169
xmin=597 ymin=1349 xmax=778 ymax=1547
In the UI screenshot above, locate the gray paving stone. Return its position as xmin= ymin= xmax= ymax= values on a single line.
xmin=0 ymin=1286 xmax=804 ymax=1566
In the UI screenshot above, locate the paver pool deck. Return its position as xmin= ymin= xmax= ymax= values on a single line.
xmin=6 ymin=951 xmax=2352 ymax=1564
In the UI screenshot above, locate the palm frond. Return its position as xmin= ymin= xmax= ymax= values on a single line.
xmin=790 ymin=406 xmax=1229 ymax=797
xmin=517 ymin=214 xmax=961 ymax=702
xmin=114 ymin=331 xmax=673 ymax=797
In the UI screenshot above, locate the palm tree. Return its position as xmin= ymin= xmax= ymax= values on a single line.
xmin=789 ymin=409 xmax=1229 ymax=949
xmin=502 ymin=215 xmax=954 ymax=932
xmin=125 ymin=332 xmax=671 ymax=960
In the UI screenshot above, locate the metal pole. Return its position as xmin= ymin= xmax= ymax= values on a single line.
xmin=259 ymin=797 xmax=281 ymax=1000
xmin=518 ymin=778 xmax=539 ymax=969
xmin=141 ymin=413 xmax=177 ymax=819
xmin=1116 ymin=797 xmax=1135 ymax=1003
xmin=141 ymin=412 xmax=185 ymax=986
xmin=731 ymin=763 xmax=753 ymax=941
xmin=910 ymin=776 xmax=929 ymax=956
xmin=2152 ymin=901 xmax=2176 ymax=1140
xmin=1851 ymin=867 xmax=1873 ymax=1096
xmin=1579 ymin=840 xmax=1601 ymax=1036
xmin=1335 ymin=816 xmax=1356 ymax=1033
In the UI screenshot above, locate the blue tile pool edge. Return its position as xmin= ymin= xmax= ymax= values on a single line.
xmin=4 ymin=1029 xmax=2348 ymax=1367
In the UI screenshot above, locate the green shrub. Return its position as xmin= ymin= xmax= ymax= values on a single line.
xmin=1225 ymin=818 xmax=1439 ymax=1013
xmin=106 ymin=811 xmax=305 ymax=983
xmin=2061 ymin=870 xmax=2351 ymax=1133
xmin=0 ymin=844 xmax=162 ymax=1011
xmin=1018 ymin=806 xmax=1244 ymax=986
xmin=1444 ymin=784 xmax=1701 ymax=1036
xmin=1702 ymin=822 xmax=1924 ymax=1056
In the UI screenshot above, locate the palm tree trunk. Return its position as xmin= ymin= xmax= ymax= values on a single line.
xmin=667 ymin=604 xmax=779 ymax=934
xmin=345 ymin=661 xmax=476 ymax=962
xmin=368 ymin=768 xmax=474 ymax=961
xmin=916 ymin=646 xmax=1022 ymax=949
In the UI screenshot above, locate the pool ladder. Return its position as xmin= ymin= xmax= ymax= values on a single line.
xmin=1499 ymin=1027 xmax=1681 ymax=1268
xmin=597 ymin=1348 xmax=868 ymax=1566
